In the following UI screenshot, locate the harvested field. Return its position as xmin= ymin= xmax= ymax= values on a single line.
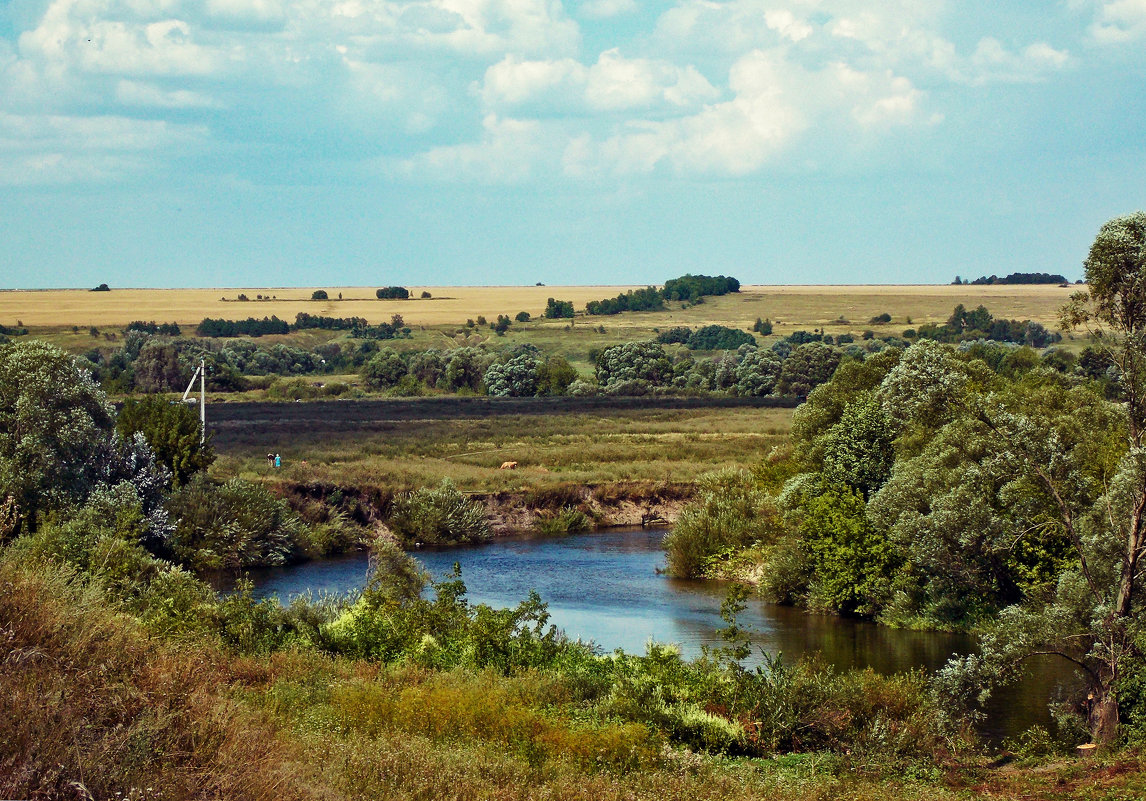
xmin=0 ymin=283 xmax=1079 ymax=331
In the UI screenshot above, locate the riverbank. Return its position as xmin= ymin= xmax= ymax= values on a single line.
xmin=275 ymin=477 xmax=692 ymax=538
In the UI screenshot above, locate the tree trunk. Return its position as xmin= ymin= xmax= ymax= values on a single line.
xmin=1089 ymin=694 xmax=1120 ymax=744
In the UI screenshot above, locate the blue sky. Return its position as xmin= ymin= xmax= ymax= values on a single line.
xmin=1 ymin=0 xmax=1143 ymax=288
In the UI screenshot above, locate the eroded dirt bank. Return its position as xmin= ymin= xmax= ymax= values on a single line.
xmin=274 ymin=478 xmax=693 ymax=537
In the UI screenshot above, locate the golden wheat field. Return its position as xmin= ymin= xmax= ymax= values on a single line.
xmin=0 ymin=283 xmax=1079 ymax=331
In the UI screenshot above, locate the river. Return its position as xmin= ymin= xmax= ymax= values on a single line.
xmin=236 ymin=527 xmax=1081 ymax=742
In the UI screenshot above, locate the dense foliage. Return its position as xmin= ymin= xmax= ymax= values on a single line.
xmin=376 ymin=286 xmax=410 ymax=299
xmin=196 ymin=316 xmax=290 ymax=337
xmin=544 ymin=297 xmax=575 ymax=318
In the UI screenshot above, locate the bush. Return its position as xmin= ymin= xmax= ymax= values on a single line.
xmin=752 ymin=318 xmax=773 ymax=335
xmin=361 ymin=349 xmax=408 ymax=389
xmin=116 ymin=395 xmax=214 ymax=486
xmin=664 ymin=468 xmax=785 ymax=578
xmin=485 ymin=352 xmax=541 ymax=397
xmin=514 ymin=310 xmax=531 ymax=322
xmin=165 ymin=475 xmax=307 ymax=571
xmin=387 ymin=479 xmax=489 ymax=546
xmin=543 ymin=298 xmax=574 ymax=319
xmin=534 ymin=507 xmax=591 ymax=536
xmin=376 ymin=286 xmax=410 ymax=300
xmin=420 ymin=290 xmax=432 ymax=299
xmin=655 ymin=326 xmax=692 ymax=344
xmin=311 ymin=290 xmax=328 ymax=300
xmin=687 ymin=325 xmax=756 ymax=351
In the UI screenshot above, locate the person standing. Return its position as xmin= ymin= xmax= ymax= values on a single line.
xmin=274 ymin=453 xmax=281 ymax=468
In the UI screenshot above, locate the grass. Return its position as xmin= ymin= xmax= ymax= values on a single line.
xmin=4 ymin=551 xmax=1145 ymax=801
xmin=210 ymin=402 xmax=794 ymax=493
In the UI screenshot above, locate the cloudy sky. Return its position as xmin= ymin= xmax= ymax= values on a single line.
xmin=1 ymin=0 xmax=1143 ymax=288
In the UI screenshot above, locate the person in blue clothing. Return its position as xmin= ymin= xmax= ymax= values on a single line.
xmin=274 ymin=453 xmax=281 ymax=468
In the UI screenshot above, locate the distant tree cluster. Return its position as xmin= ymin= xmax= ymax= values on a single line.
xmin=585 ymin=287 xmax=665 ymax=316
xmin=953 ymin=272 xmax=1068 ymax=285
xmin=311 ymin=290 xmax=329 ymax=300
xmin=911 ymin=304 xmax=1060 ymax=347
xmin=656 ymin=325 xmax=756 ymax=350
xmin=125 ymin=321 xmax=182 ymax=336
xmin=292 ymin=313 xmax=366 ymax=331
xmin=376 ymin=286 xmax=410 ymax=299
xmin=195 ymin=316 xmax=290 ymax=337
xmin=752 ymin=318 xmax=773 ymax=335
xmin=584 ymin=274 xmax=741 ymax=317
xmin=90 ymin=283 xmax=110 ymax=292
xmin=543 ymin=298 xmax=575 ymax=319
xmin=0 ymin=322 xmax=29 ymax=337
xmin=661 ymin=274 xmax=740 ymax=301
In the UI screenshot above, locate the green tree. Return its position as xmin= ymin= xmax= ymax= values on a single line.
xmin=940 ymin=212 xmax=1146 ymax=742
xmin=311 ymin=289 xmax=329 ymax=300
xmin=361 ymin=349 xmax=408 ymax=389
xmin=784 ymin=478 xmax=898 ymax=617
xmin=116 ymin=396 xmax=215 ymax=486
xmin=0 ymin=341 xmax=117 ymax=531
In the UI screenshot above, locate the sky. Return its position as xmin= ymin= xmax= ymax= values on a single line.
xmin=0 ymin=0 xmax=1143 ymax=288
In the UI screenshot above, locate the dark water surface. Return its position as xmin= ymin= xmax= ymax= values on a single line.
xmin=240 ymin=528 xmax=1080 ymax=741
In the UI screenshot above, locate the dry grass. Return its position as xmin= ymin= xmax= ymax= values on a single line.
xmin=212 ymin=404 xmax=794 ymax=493
xmin=0 ymin=556 xmax=330 ymax=801
xmin=4 ymin=552 xmax=1145 ymax=801
xmin=0 ymin=284 xmax=1078 ymax=332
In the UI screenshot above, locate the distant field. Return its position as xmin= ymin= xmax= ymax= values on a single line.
xmin=208 ymin=396 xmax=795 ymax=493
xmin=0 ymin=284 xmax=1079 ymax=332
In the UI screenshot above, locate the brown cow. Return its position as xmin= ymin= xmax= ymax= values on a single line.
xmin=499 ymin=461 xmax=518 ymax=470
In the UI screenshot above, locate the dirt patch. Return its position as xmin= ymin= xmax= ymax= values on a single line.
xmin=272 ymin=478 xmax=692 ymax=536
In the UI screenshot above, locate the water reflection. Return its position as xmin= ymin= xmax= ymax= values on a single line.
xmin=236 ymin=527 xmax=1081 ymax=741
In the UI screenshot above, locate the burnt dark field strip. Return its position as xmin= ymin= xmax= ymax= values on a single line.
xmin=207 ymin=395 xmax=798 ymax=446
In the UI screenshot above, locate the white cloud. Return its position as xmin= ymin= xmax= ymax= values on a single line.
xmin=569 ymin=48 xmax=931 ymax=177
xmin=394 ymin=113 xmax=549 ymax=181
xmin=114 ymin=79 xmax=221 ymax=108
xmin=1090 ymin=0 xmax=1146 ymax=43
xmin=0 ymin=111 xmax=207 ymax=184
xmin=964 ymin=38 xmax=1071 ymax=85
xmin=480 ymin=49 xmax=719 ymax=112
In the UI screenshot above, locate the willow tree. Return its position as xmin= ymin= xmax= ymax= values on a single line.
xmin=940 ymin=212 xmax=1146 ymax=742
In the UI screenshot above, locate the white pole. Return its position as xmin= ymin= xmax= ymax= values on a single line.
xmin=199 ymin=358 xmax=206 ymax=447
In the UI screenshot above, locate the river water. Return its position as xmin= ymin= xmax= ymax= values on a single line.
xmin=238 ymin=527 xmax=1080 ymax=742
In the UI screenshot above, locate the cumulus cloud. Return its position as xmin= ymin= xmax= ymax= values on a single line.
xmin=964 ymin=38 xmax=1071 ymax=84
xmin=394 ymin=112 xmax=549 ymax=181
xmin=1090 ymin=0 xmax=1146 ymax=43
xmin=0 ymin=111 xmax=207 ymax=184
xmin=480 ymin=49 xmax=719 ymax=113
xmin=565 ymin=48 xmax=931 ymax=178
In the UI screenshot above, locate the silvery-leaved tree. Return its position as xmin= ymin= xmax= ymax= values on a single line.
xmin=937 ymin=212 xmax=1146 ymax=743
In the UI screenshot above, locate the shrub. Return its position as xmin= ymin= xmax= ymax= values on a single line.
xmin=534 ymin=507 xmax=591 ymax=536
xmin=664 ymin=468 xmax=785 ymax=578
xmin=376 ymin=286 xmax=410 ymax=299
xmin=485 ymin=352 xmax=541 ymax=397
xmin=752 ymin=318 xmax=773 ymax=335
xmin=543 ymin=298 xmax=574 ymax=319
xmin=311 ymin=290 xmax=328 ymax=300
xmin=514 ymin=310 xmax=531 ymax=322
xmin=116 ymin=395 xmax=214 ymax=486
xmin=165 ymin=475 xmax=307 ymax=571
xmin=687 ymin=325 xmax=755 ymax=351
xmin=361 ymin=349 xmax=408 ymax=389
xmin=420 ymin=290 xmax=432 ymax=299
xmin=655 ymin=326 xmax=692 ymax=344
xmin=387 ymin=479 xmax=489 ymax=546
